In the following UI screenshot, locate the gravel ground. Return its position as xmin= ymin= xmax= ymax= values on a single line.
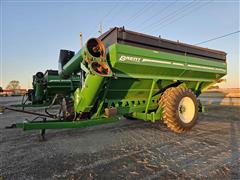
xmin=0 ymin=97 xmax=240 ymax=179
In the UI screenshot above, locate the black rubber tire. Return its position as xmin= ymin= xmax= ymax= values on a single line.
xmin=159 ymin=86 xmax=198 ymax=133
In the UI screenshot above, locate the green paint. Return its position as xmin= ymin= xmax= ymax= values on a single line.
xmin=145 ymin=80 xmax=156 ymax=114
xmin=16 ymin=117 xmax=119 ymax=130
xmin=108 ymin=44 xmax=226 ymax=81
xmin=131 ymin=111 xmax=162 ymax=122
xmin=59 ymin=49 xmax=84 ymax=78
xmin=15 ymin=37 xmax=227 ymax=131
xmin=31 ymin=72 xmax=80 ymax=105
xmin=74 ymin=74 xmax=105 ymax=113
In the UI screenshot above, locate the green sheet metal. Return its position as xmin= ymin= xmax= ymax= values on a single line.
xmin=108 ymin=44 xmax=226 ymax=81
xmin=59 ymin=49 xmax=84 ymax=78
xmin=74 ymin=74 xmax=105 ymax=112
xmin=16 ymin=117 xmax=119 ymax=130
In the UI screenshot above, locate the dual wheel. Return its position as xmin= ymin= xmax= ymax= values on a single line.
xmin=159 ymin=86 xmax=198 ymax=133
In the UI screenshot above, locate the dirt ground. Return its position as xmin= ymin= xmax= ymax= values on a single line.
xmin=0 ymin=97 xmax=240 ymax=179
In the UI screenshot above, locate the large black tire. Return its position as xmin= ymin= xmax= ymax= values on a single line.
xmin=159 ymin=86 xmax=198 ymax=133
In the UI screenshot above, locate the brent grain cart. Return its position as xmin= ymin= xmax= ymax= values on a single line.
xmin=5 ymin=27 xmax=227 ymax=137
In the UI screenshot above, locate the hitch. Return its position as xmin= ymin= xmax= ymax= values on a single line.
xmin=0 ymin=105 xmax=55 ymax=119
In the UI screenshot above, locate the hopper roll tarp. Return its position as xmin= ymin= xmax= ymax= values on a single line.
xmin=99 ymin=27 xmax=226 ymax=62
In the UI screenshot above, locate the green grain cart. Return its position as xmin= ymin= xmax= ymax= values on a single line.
xmin=10 ymin=27 xmax=227 ymax=135
xmin=17 ymin=50 xmax=81 ymax=107
xmin=27 ymin=70 xmax=80 ymax=105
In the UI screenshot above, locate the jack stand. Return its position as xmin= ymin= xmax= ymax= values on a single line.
xmin=39 ymin=118 xmax=46 ymax=141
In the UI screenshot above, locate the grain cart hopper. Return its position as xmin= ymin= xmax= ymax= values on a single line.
xmin=4 ymin=27 xmax=227 ymax=137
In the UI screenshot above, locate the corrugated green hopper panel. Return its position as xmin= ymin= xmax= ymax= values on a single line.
xmin=102 ymin=43 xmax=226 ymax=106
xmin=108 ymin=44 xmax=226 ymax=82
xmin=106 ymin=78 xmax=161 ymax=100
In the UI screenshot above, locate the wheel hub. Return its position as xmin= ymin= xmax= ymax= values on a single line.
xmin=178 ymin=97 xmax=195 ymax=123
xmin=179 ymin=106 xmax=186 ymax=113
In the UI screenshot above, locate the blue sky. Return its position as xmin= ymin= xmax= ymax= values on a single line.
xmin=0 ymin=0 xmax=239 ymax=88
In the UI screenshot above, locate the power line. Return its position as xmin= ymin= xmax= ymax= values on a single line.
xmin=194 ymin=30 xmax=240 ymax=45
xmin=149 ymin=1 xmax=211 ymax=33
xmin=101 ymin=3 xmax=119 ymax=22
xmin=140 ymin=0 xmax=197 ymax=32
xmin=126 ymin=1 xmax=154 ymax=26
xmin=127 ymin=2 xmax=154 ymax=25
xmin=135 ymin=0 xmax=178 ymax=30
xmin=104 ymin=2 xmax=126 ymax=26
xmin=87 ymin=2 xmax=119 ymax=38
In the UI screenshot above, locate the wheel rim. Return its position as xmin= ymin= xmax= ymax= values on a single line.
xmin=178 ymin=96 xmax=195 ymax=123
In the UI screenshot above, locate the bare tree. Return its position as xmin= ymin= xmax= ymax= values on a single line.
xmin=6 ymin=80 xmax=21 ymax=90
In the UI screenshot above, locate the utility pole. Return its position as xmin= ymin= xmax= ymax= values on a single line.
xmin=98 ymin=23 xmax=103 ymax=35
xmin=80 ymin=32 xmax=83 ymax=48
